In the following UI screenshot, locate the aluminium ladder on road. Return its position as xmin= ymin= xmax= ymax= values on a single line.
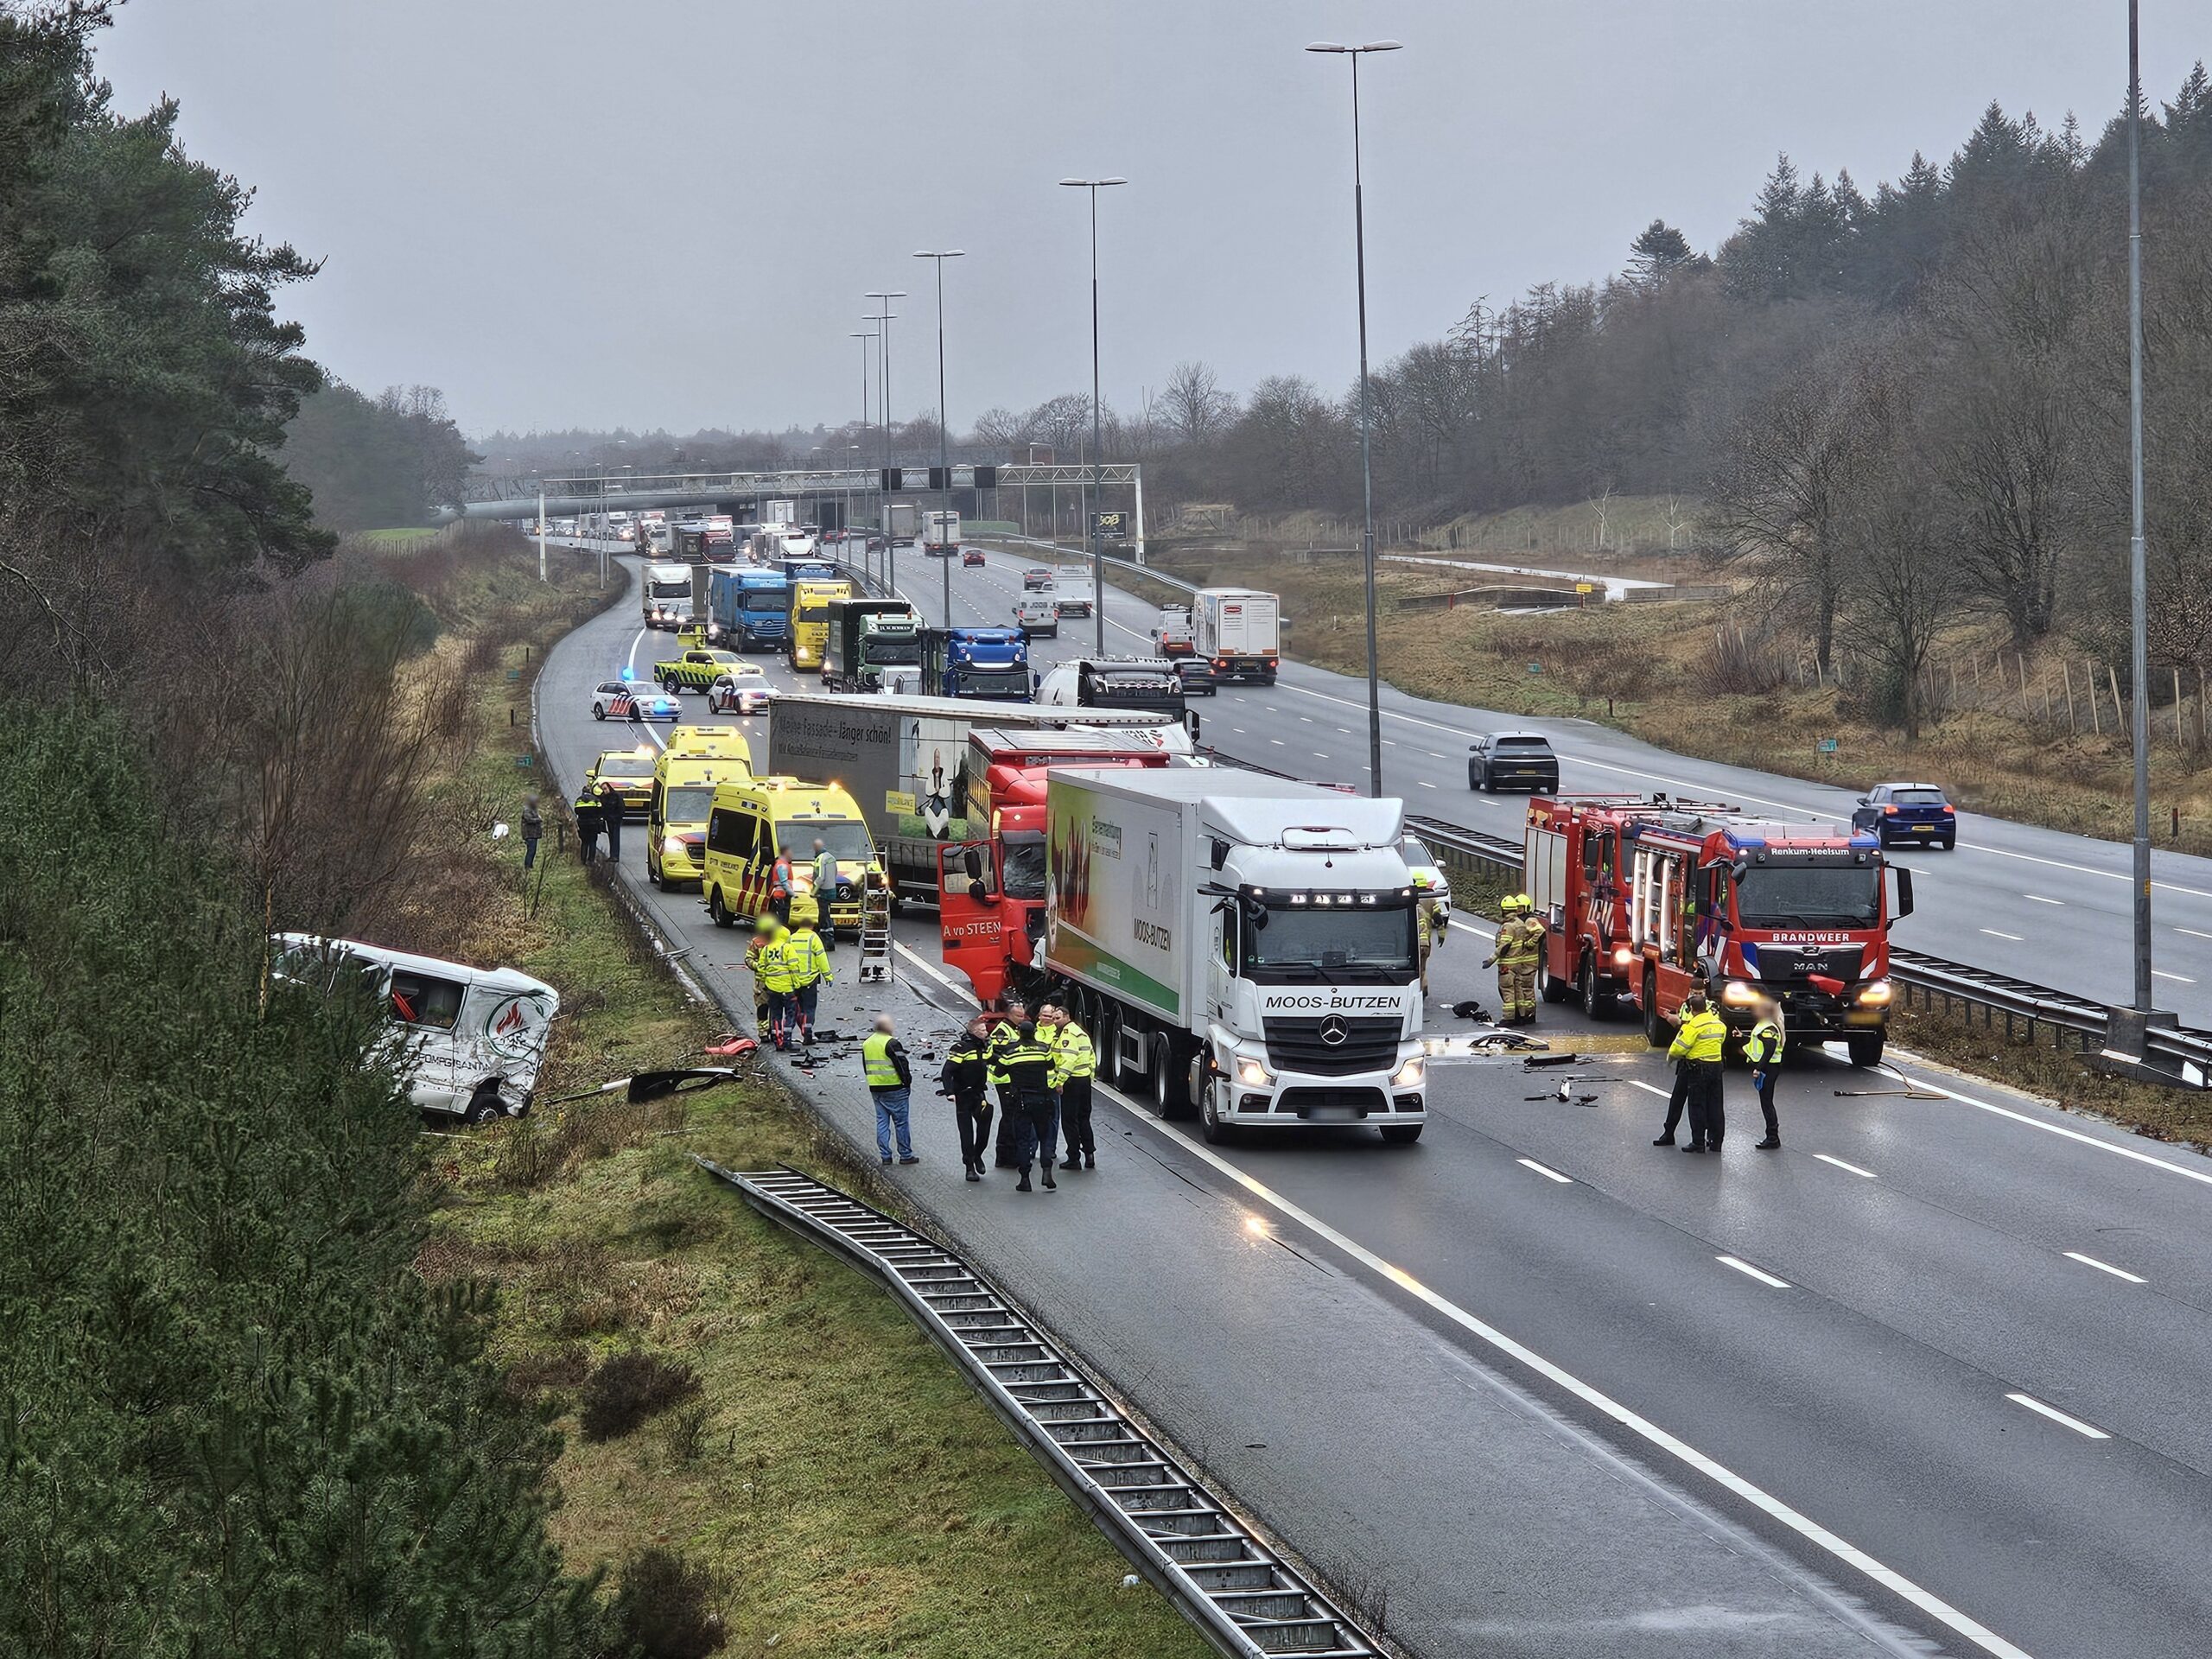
xmin=694 ymin=1160 xmax=1385 ymax=1659
xmin=855 ymin=874 xmax=893 ymax=983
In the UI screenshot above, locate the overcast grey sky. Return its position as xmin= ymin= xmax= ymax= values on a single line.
xmin=96 ymin=1 xmax=2202 ymax=441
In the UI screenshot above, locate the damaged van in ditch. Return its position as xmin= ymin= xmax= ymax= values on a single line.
xmin=271 ymin=934 xmax=560 ymax=1122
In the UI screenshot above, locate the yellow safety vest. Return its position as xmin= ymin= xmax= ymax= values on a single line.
xmin=758 ymin=935 xmax=797 ymax=993
xmin=1745 ymin=1018 xmax=1785 ymax=1066
xmin=1669 ymin=1007 xmax=1727 ymax=1064
xmin=1046 ymin=1021 xmax=1096 ymax=1085
xmin=861 ymin=1032 xmax=904 ymax=1090
xmin=985 ymin=1021 xmax=1018 ymax=1086
xmin=785 ymin=928 xmax=830 ymax=987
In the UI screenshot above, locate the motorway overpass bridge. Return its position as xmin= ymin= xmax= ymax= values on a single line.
xmin=443 ymin=462 xmax=1150 ymax=550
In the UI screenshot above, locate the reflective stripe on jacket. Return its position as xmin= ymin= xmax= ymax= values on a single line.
xmin=1745 ymin=1018 xmax=1785 ymax=1066
xmin=1000 ymin=1036 xmax=1055 ymax=1095
xmin=1045 ymin=1021 xmax=1096 ymax=1086
xmin=1496 ymin=915 xmax=1544 ymax=969
xmin=785 ymin=928 xmax=831 ymax=987
xmin=1668 ymin=1007 xmax=1727 ymax=1064
xmin=758 ymin=935 xmax=797 ymax=993
xmin=984 ymin=1020 xmax=1019 ymax=1085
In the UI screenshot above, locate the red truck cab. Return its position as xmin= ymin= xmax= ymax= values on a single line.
xmin=1522 ymin=793 xmax=1913 ymax=1066
xmin=937 ymin=728 xmax=1176 ymax=1005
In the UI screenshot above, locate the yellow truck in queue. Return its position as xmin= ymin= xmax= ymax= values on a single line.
xmin=585 ymin=746 xmax=658 ymax=817
xmin=647 ymin=748 xmax=749 ymax=890
xmin=700 ymin=774 xmax=879 ymax=937
xmin=786 ymin=578 xmax=854 ymax=672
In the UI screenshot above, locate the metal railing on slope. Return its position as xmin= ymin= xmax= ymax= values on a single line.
xmin=696 ymin=1160 xmax=1385 ymax=1659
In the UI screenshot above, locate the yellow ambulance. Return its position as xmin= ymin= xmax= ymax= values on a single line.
xmin=664 ymin=726 xmax=753 ymax=766
xmin=647 ymin=748 xmax=751 ymax=890
xmin=700 ymin=774 xmax=878 ymax=937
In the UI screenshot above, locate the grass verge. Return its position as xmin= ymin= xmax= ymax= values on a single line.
xmin=394 ymin=534 xmax=1209 ymax=1658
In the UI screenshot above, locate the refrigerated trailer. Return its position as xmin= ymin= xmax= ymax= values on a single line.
xmin=1193 ymin=588 xmax=1281 ymax=683
xmin=1039 ymin=769 xmax=1425 ymax=1144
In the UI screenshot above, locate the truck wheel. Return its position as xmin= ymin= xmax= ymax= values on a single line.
xmin=1539 ymin=959 xmax=1574 ymax=1004
xmin=1643 ymin=990 xmax=1669 ymax=1048
xmin=1198 ymin=1080 xmax=1236 ymax=1146
xmin=1380 ymin=1124 xmax=1422 ymax=1146
xmin=1096 ymin=1006 xmax=1123 ymax=1087
xmin=1847 ymin=1031 xmax=1886 ymax=1068
xmin=708 ymin=887 xmax=735 ymax=929
xmin=1579 ymin=955 xmax=1614 ymax=1020
xmin=1148 ymin=1033 xmax=1190 ymax=1120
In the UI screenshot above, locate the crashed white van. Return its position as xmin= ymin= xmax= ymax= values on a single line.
xmin=272 ymin=934 xmax=560 ymax=1122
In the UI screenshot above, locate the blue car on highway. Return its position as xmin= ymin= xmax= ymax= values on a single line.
xmin=1852 ymin=781 xmax=1957 ymax=849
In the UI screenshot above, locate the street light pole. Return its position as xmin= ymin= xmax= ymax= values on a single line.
xmin=1308 ymin=39 xmax=1401 ymax=798
xmin=2126 ymin=0 xmax=2154 ymax=1016
xmin=849 ymin=329 xmax=876 ymax=581
xmin=868 ymin=290 xmax=907 ymax=596
xmin=1061 ymin=177 xmax=1126 ymax=657
xmin=915 ymin=250 xmax=966 ymax=631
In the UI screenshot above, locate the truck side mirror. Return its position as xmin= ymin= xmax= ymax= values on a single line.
xmin=962 ymin=846 xmax=982 ymax=880
xmin=1889 ymin=866 xmax=1914 ymax=926
xmin=967 ymin=879 xmax=997 ymax=904
xmin=1184 ymin=711 xmax=1200 ymax=740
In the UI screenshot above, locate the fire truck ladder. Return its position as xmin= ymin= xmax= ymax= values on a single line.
xmin=696 ymin=1160 xmax=1385 ymax=1659
xmin=855 ymin=871 xmax=893 ymax=983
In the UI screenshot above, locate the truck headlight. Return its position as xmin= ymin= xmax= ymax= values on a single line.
xmin=1720 ymin=980 xmax=1761 ymax=1006
xmin=1236 ymin=1058 xmax=1272 ymax=1087
xmin=1391 ymin=1055 xmax=1427 ymax=1089
xmin=1857 ymin=981 xmax=1894 ymax=1006
xmin=1611 ymin=946 xmax=1633 ymax=967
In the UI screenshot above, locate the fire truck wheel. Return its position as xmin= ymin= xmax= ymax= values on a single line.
xmin=1539 ymin=960 xmax=1574 ymax=1004
xmin=1643 ymin=990 xmax=1669 ymax=1048
xmin=1847 ymin=1031 xmax=1886 ymax=1068
xmin=1579 ymin=955 xmax=1615 ymax=1019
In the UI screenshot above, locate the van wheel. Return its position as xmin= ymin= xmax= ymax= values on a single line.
xmin=464 ymin=1087 xmax=505 ymax=1126
xmin=1380 ymin=1124 xmax=1422 ymax=1145
xmin=1148 ymin=1033 xmax=1190 ymax=1120
xmin=708 ymin=887 xmax=735 ymax=928
xmin=646 ymin=851 xmax=661 ymax=888
xmin=1643 ymin=990 xmax=1669 ymax=1048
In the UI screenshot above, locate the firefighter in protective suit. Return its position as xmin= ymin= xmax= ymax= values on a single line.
xmin=1484 ymin=893 xmax=1545 ymax=1025
xmin=1413 ymin=872 xmax=1447 ymax=995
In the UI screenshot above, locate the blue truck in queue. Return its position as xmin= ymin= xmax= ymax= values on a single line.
xmin=709 ymin=568 xmax=791 ymax=652
xmin=919 ymin=626 xmax=1032 ymax=700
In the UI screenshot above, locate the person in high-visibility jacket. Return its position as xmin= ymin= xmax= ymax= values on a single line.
xmin=1039 ymin=1003 xmax=1098 ymax=1171
xmin=1484 ymin=894 xmax=1545 ymax=1025
xmin=998 ymin=1020 xmax=1060 ymax=1192
xmin=784 ymin=918 xmax=832 ymax=1047
xmin=1665 ymin=990 xmax=1729 ymax=1153
xmin=985 ymin=1009 xmax=1027 ymax=1168
xmin=757 ymin=921 xmax=797 ymax=1050
xmin=861 ymin=1014 xmax=918 ymax=1164
xmin=743 ymin=922 xmax=776 ymax=1038
xmin=1413 ymin=873 xmax=1446 ymax=996
xmin=1745 ymin=1003 xmax=1785 ymax=1150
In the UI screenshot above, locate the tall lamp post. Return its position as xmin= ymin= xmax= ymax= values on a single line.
xmin=846 ymin=442 xmax=862 ymax=564
xmin=1307 ymin=39 xmax=1400 ymax=798
xmin=2126 ymin=0 xmax=2155 ymax=1022
xmin=1059 ymin=177 xmax=1126 ymax=656
xmin=867 ymin=290 xmax=907 ymax=595
xmin=849 ymin=328 xmax=877 ymax=579
xmin=914 ymin=249 xmax=966 ymax=630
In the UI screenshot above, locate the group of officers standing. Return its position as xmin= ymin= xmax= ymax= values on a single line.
xmin=923 ymin=1002 xmax=1097 ymax=1192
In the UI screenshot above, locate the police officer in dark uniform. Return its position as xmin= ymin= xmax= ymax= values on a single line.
xmin=985 ymin=1006 xmax=1030 ymax=1168
xmin=939 ymin=1014 xmax=995 ymax=1182
xmin=1000 ymin=1020 xmax=1059 ymax=1193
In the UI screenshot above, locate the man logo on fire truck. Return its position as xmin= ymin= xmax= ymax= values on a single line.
xmin=1519 ymin=793 xmax=1913 ymax=1067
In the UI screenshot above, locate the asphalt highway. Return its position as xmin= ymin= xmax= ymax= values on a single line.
xmin=534 ymin=545 xmax=2212 ymax=1659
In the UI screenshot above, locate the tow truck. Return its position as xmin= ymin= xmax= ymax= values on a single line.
xmin=1521 ymin=793 xmax=1912 ymax=1066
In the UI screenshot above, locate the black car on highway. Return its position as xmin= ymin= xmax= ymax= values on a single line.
xmin=1171 ymin=657 xmax=1218 ymax=696
xmin=1468 ymin=731 xmax=1560 ymax=791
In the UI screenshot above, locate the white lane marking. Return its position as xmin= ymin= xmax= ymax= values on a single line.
xmin=1338 ymin=727 xmax=1353 ymax=735
xmin=1096 ymin=1090 xmax=2036 ymax=1659
xmin=1448 ymin=919 xmax=1495 ymax=941
xmin=1268 ymin=738 xmax=1286 ymax=746
xmin=1980 ymin=928 xmax=2024 ymax=942
xmin=1815 ymin=1153 xmax=1878 ymax=1179
xmin=1417 ymin=780 xmax=1437 ymax=789
xmin=1517 ymin=1157 xmax=1573 ymax=1184
xmin=1313 ymin=752 xmax=1332 ymax=760
xmin=1231 ymin=726 xmax=1247 ymax=734
xmin=2063 ymin=1251 xmax=2146 ymax=1284
xmin=2152 ymin=969 xmax=2196 ymax=984
xmin=1908 ymin=1089 xmax=2212 ymax=1188
xmin=2178 ymin=927 xmax=2212 ymax=941
xmin=1628 ymin=1079 xmax=1671 ymax=1099
xmin=2004 ymin=1392 xmax=2109 ymax=1440
xmin=2024 ymin=894 xmax=2063 ymax=906
xmin=1717 ymin=1255 xmax=1791 ymax=1289
xmin=1964 ymin=842 xmax=2212 ymax=902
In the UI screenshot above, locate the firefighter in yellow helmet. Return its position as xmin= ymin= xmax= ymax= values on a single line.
xmin=1484 ymin=892 xmax=1545 ymax=1025
xmin=1412 ymin=872 xmax=1447 ymax=996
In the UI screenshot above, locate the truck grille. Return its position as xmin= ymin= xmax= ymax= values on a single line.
xmin=1263 ymin=1016 xmax=1401 ymax=1077
xmin=1276 ymin=1086 xmax=1388 ymax=1117
xmin=1751 ymin=945 xmax=1865 ymax=983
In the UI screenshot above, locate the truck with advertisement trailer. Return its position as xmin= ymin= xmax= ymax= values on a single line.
xmin=823 ymin=598 xmax=923 ymax=691
xmin=934 ymin=728 xmax=1179 ymax=1006
xmin=764 ymin=690 xmax=1190 ymax=906
xmin=1520 ymin=792 xmax=1912 ymax=1065
xmin=918 ymin=626 xmax=1031 ymax=701
xmin=1192 ymin=588 xmax=1281 ymax=684
xmin=1033 ymin=769 xmax=1425 ymax=1144
xmin=706 ymin=567 xmax=791 ymax=652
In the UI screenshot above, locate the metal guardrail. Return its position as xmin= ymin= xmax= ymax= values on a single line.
xmin=1396 ymin=808 xmax=2210 ymax=1080
xmin=696 ymin=1161 xmax=1386 ymax=1659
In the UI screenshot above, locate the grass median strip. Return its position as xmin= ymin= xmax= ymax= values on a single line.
xmin=410 ymin=543 xmax=1208 ymax=1658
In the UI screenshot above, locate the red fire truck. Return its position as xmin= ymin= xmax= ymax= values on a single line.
xmin=937 ymin=728 xmax=1176 ymax=1005
xmin=1521 ymin=793 xmax=1913 ymax=1066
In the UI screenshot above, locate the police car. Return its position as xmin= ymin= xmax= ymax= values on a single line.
xmin=708 ymin=664 xmax=775 ymax=715
xmin=590 ymin=678 xmax=680 ymax=721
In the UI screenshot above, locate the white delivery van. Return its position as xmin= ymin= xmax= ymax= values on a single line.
xmin=271 ymin=934 xmax=560 ymax=1122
